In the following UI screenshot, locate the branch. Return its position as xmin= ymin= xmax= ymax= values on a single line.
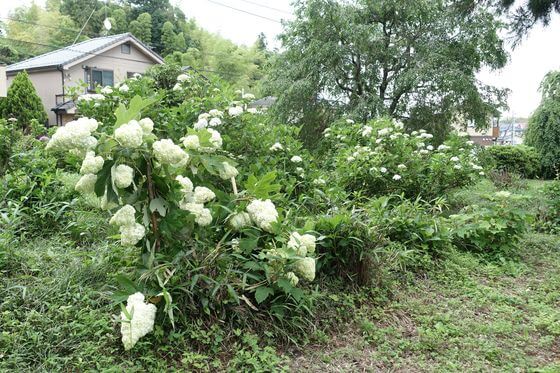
xmin=145 ymin=159 xmax=161 ymax=252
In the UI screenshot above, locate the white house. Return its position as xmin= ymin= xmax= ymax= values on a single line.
xmin=5 ymin=33 xmax=164 ymax=125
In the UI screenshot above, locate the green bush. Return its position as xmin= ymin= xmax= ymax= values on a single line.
xmin=482 ymin=145 xmax=539 ymax=178
xmin=1 ymin=70 xmax=48 ymax=130
xmin=316 ymin=195 xmax=451 ymax=286
xmin=0 ymin=118 xmax=20 ymax=175
xmin=320 ymin=118 xmax=484 ymax=200
xmin=450 ymin=191 xmax=532 ymax=258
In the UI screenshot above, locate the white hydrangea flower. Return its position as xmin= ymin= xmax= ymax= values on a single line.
xmin=346 ymin=119 xmax=355 ymax=124
xmin=75 ymin=174 xmax=97 ymax=194
xmin=378 ymin=127 xmax=392 ymax=136
xmin=419 ymin=149 xmax=429 ymax=155
xmin=427 ymin=145 xmax=434 ymax=151
xmin=393 ymin=174 xmax=402 ymax=180
xmin=479 ymin=171 xmax=485 ymax=176
xmin=193 ymin=186 xmax=216 ymax=203
xmin=114 ymin=164 xmax=134 ymax=189
xmin=115 ymin=120 xmax=143 ymax=148
xmin=120 ymin=292 xmax=156 ymax=351
xmin=313 ymin=178 xmax=326 ymax=185
xmin=287 ymin=232 xmax=316 ymax=256
xmin=219 ymin=162 xmax=238 ymax=180
xmin=450 ymin=156 xmax=460 ymax=162
xmin=120 ymin=223 xmax=145 ymax=246
xmin=181 ymin=202 xmax=212 ymax=226
xmin=466 ymin=140 xmax=474 ymax=145
xmin=472 ymin=164 xmax=483 ymax=170
xmin=246 ymin=199 xmax=278 ymax=232
xmin=375 ymin=138 xmax=383 ymax=144
xmin=438 ymin=144 xmax=451 ymax=151
xmin=394 ymin=121 xmax=404 ymax=130
xmin=209 ymin=117 xmax=222 ymax=127
xmin=80 ymin=151 xmax=104 ymax=174
xmin=362 ymin=126 xmax=373 ymax=137
xmin=209 ymin=109 xmax=223 ymax=117
xmin=198 ymin=113 xmax=211 ymax=120
xmin=380 ymin=167 xmax=388 ymax=173
xmin=347 ymin=156 xmax=355 ymax=162
xmin=175 ymin=175 xmax=193 ymax=194
xmin=182 ymin=135 xmax=200 ymax=150
xmin=46 ymin=117 xmax=98 ymax=152
xmin=454 ymin=165 xmax=462 ymax=170
xmin=397 ymin=164 xmax=407 ymax=170
xmin=100 ymin=86 xmax=113 ymax=94
xmin=247 ymin=108 xmax=258 ymax=114
xmin=228 ymin=106 xmax=244 ymax=117
xmin=229 ymin=212 xmax=252 ymax=230
xmin=286 ymin=272 xmax=299 ymax=286
xmin=153 ymin=139 xmax=189 ymax=166
xmin=207 ymin=129 xmax=222 ymax=149
xmin=77 ymin=93 xmax=105 ymax=102
xmin=194 ymin=118 xmax=208 ymax=130
xmin=242 ymin=93 xmax=255 ymax=100
xmin=269 ymin=142 xmax=283 ymax=151
xmin=177 ymin=73 xmax=191 ymax=82
xmin=294 ymin=257 xmax=316 ymax=282
xmin=172 ymin=83 xmax=181 ymax=91
xmin=109 ymin=205 xmax=136 ymax=226
xmin=119 ymin=84 xmax=129 ymax=93
xmin=291 ymin=155 xmax=303 ymax=163
xmin=139 ymin=118 xmax=154 ymax=134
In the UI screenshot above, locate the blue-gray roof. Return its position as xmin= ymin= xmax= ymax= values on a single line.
xmin=7 ymin=33 xmax=158 ymax=73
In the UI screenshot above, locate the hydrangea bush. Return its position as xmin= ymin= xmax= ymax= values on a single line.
xmin=321 ymin=118 xmax=485 ymax=199
xmin=48 ymin=82 xmax=318 ymax=349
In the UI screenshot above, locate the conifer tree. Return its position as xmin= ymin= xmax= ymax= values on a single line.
xmin=2 ymin=70 xmax=48 ymax=131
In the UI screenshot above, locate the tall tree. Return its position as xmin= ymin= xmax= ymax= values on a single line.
xmin=268 ymin=0 xmax=508 ymax=140
xmin=525 ymin=71 xmax=560 ymax=178
xmin=131 ymin=12 xmax=152 ymax=43
xmin=160 ymin=21 xmax=177 ymax=55
xmin=497 ymin=0 xmax=560 ymax=41
xmin=1 ymin=71 xmax=48 ymax=130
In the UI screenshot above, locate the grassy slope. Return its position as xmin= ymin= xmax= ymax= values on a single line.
xmin=2 ymin=179 xmax=560 ymax=371
xmin=291 ymin=233 xmax=560 ymax=372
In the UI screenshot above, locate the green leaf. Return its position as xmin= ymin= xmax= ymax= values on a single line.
xmin=115 ymin=95 xmax=159 ymax=126
xmin=94 ymin=159 xmax=115 ymax=197
xmin=254 ymin=286 xmax=274 ymax=304
xmin=149 ymin=197 xmax=168 ymax=217
xmin=244 ymin=171 xmax=281 ymax=199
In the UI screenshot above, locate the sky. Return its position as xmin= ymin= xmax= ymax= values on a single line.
xmin=2 ymin=0 xmax=560 ymax=118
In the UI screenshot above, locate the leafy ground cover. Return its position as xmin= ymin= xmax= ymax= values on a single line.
xmin=2 ymin=180 xmax=559 ymax=371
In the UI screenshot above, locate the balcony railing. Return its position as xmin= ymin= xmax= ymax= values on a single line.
xmin=55 ymin=94 xmax=72 ymax=106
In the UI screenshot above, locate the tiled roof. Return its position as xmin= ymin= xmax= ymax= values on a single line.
xmin=7 ymin=33 xmax=133 ymax=72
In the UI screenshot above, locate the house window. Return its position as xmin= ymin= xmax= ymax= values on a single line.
xmin=88 ymin=68 xmax=114 ymax=91
xmin=121 ymin=43 xmax=131 ymax=54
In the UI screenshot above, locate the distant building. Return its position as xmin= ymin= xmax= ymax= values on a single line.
xmin=0 ymin=65 xmax=6 ymax=97
xmin=454 ymin=119 xmax=500 ymax=146
xmin=497 ymin=117 xmax=528 ymax=145
xmin=6 ymin=33 xmax=164 ymax=126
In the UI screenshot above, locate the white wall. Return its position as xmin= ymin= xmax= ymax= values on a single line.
xmin=0 ymin=66 xmax=6 ymax=98
xmin=6 ymin=69 xmax=62 ymax=125
xmin=66 ymin=42 xmax=157 ymax=90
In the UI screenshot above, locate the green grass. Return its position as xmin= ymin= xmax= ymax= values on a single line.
xmin=291 ymin=233 xmax=560 ymax=371
xmin=2 ymin=179 xmax=560 ymax=371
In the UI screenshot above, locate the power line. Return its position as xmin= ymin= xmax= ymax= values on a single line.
xmin=205 ymin=0 xmax=282 ymax=23
xmin=235 ymin=0 xmax=293 ymax=16
xmin=1 ymin=17 xmax=260 ymax=57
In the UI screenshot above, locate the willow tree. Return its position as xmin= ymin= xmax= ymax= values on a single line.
xmin=526 ymin=71 xmax=560 ymax=178
xmin=268 ymin=0 xmax=508 ymax=141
